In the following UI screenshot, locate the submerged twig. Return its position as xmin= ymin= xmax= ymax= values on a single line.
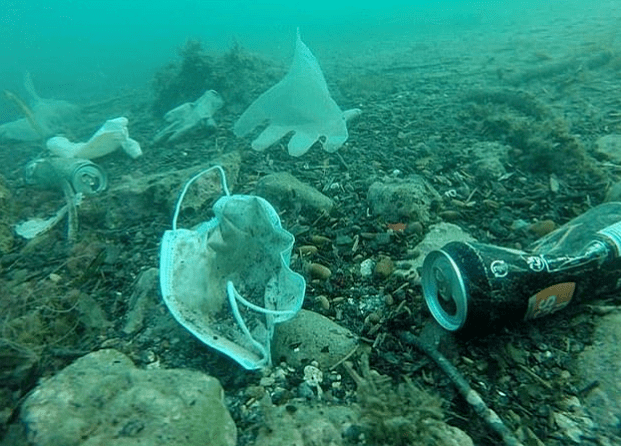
xmin=61 ymin=180 xmax=78 ymax=243
xmin=335 ymin=151 xmax=349 ymax=170
xmin=2 ymin=89 xmax=47 ymax=138
xmin=399 ymin=331 xmax=524 ymax=446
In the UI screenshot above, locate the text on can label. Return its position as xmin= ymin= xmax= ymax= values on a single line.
xmin=524 ymin=282 xmax=576 ymax=320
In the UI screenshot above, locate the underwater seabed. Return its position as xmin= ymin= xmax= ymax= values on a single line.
xmin=2 ymin=16 xmax=621 ymax=446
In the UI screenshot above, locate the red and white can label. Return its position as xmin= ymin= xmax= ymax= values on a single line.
xmin=525 ymin=282 xmax=576 ymax=320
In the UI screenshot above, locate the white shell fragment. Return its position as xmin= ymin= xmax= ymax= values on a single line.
xmin=154 ymin=90 xmax=224 ymax=143
xmin=47 ymin=117 xmax=142 ymax=160
xmin=234 ymin=30 xmax=360 ymax=156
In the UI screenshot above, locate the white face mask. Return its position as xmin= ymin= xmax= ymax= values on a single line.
xmin=159 ymin=166 xmax=305 ymax=369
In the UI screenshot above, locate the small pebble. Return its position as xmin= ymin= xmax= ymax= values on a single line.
xmin=360 ymin=259 xmax=375 ymax=278
xmin=303 ymin=365 xmax=323 ymax=387
xmin=316 ymin=295 xmax=330 ymax=311
xmin=406 ymin=221 xmax=424 ymax=236
xmin=374 ymin=257 xmax=395 ymax=278
xmin=528 ymin=219 xmax=556 ymax=237
xmin=367 ymin=312 xmax=381 ymax=324
xmin=271 ymin=388 xmax=292 ymax=405
xmin=511 ymin=219 xmax=530 ymax=231
xmin=245 ymin=385 xmax=266 ymax=400
xmin=343 ymin=424 xmax=365 ymax=442
xmin=549 ymin=175 xmax=560 ymax=193
xmin=259 ymin=376 xmax=275 ymax=387
xmin=386 ymin=222 xmax=406 ymax=232
xmin=384 ymin=294 xmax=394 ymax=306
xmin=439 ymin=210 xmax=461 ymax=221
xmin=374 ymin=233 xmax=392 ymax=245
xmin=298 ymin=382 xmax=316 ymax=399
xmin=311 ymin=235 xmax=331 ymax=245
xmin=335 ymin=235 xmax=354 ymax=245
xmin=307 ymin=263 xmax=332 ymax=280
xmin=483 ymin=199 xmax=500 ymax=209
xmin=298 ymin=245 xmax=318 ymax=256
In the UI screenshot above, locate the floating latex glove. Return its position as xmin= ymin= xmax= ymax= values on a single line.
xmin=154 ymin=90 xmax=224 ymax=143
xmin=47 ymin=117 xmax=142 ymax=160
xmin=234 ymin=30 xmax=361 ymax=157
xmin=159 ymin=166 xmax=305 ymax=369
xmin=0 ymin=72 xmax=78 ymax=142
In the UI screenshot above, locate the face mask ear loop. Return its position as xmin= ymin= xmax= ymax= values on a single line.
xmin=226 ymin=281 xmax=270 ymax=365
xmin=171 ymin=165 xmax=230 ymax=230
xmin=228 ymin=282 xmax=297 ymax=317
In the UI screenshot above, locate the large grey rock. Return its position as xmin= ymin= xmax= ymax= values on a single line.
xmin=272 ymin=310 xmax=358 ymax=369
xmin=253 ymin=404 xmax=356 ymax=446
xmin=393 ymin=222 xmax=475 ymax=281
xmin=82 ymin=151 xmax=241 ymax=228
xmin=367 ymin=175 xmax=440 ymax=223
xmin=575 ymin=312 xmax=621 ymax=437
xmin=255 ymin=172 xmax=333 ymax=216
xmin=21 ymin=349 xmax=237 ymax=446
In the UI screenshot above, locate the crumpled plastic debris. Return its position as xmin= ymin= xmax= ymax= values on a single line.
xmin=47 ymin=117 xmax=142 ymax=159
xmin=154 ymin=90 xmax=224 ymax=143
xmin=234 ymin=30 xmax=361 ymax=156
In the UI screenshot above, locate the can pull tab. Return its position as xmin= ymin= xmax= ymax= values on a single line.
xmin=24 ymin=157 xmax=107 ymax=195
xmin=73 ymin=165 xmax=107 ymax=195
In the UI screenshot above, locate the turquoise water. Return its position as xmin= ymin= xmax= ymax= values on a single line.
xmin=0 ymin=0 xmax=617 ymax=118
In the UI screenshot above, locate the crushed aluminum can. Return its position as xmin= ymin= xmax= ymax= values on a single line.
xmin=422 ymin=202 xmax=621 ymax=332
xmin=25 ymin=157 xmax=107 ymax=195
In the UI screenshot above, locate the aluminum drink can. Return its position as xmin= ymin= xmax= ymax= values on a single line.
xmin=24 ymin=157 xmax=107 ymax=195
xmin=422 ymin=202 xmax=621 ymax=332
